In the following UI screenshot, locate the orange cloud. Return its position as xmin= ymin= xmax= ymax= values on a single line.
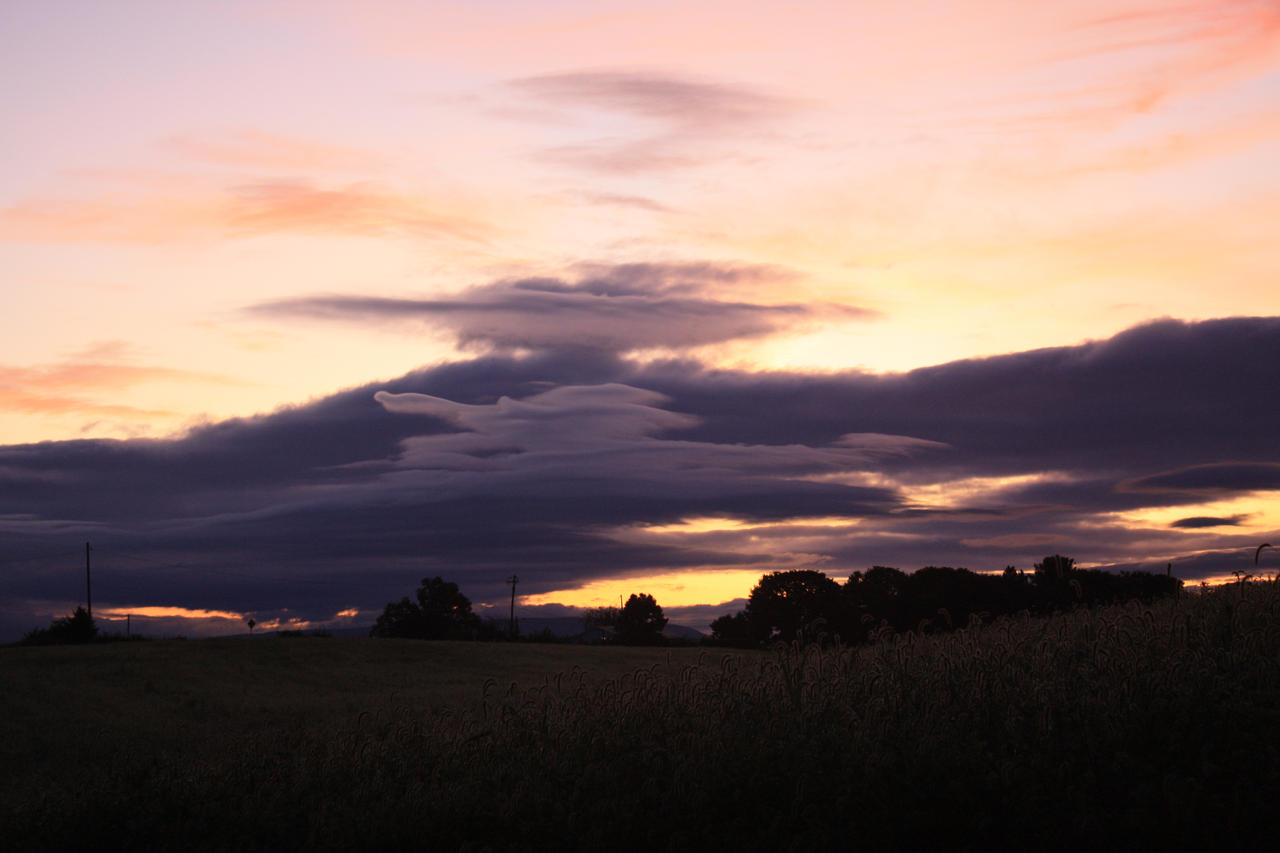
xmin=0 ymin=181 xmax=492 ymax=245
xmin=223 ymin=180 xmax=490 ymax=241
xmin=0 ymin=386 xmax=172 ymax=418
xmin=0 ymin=357 xmax=243 ymax=420
xmin=99 ymin=606 xmax=245 ymax=621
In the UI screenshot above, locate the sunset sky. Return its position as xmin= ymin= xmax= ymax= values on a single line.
xmin=3 ymin=0 xmax=1280 ymax=640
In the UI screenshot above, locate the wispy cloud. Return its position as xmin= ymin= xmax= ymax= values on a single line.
xmin=504 ymin=70 xmax=802 ymax=173
xmin=571 ymin=191 xmax=674 ymax=213
xmin=223 ymin=180 xmax=490 ymax=241
xmin=0 ymin=181 xmax=491 ymax=245
xmin=509 ymin=71 xmax=801 ymax=130
xmin=249 ymin=262 xmax=872 ymax=353
xmin=0 ymin=352 xmax=242 ymax=421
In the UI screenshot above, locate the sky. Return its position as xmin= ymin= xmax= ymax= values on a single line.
xmin=3 ymin=0 xmax=1280 ymax=640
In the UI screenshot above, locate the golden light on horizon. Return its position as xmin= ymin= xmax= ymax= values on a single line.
xmin=636 ymin=515 xmax=862 ymax=536
xmin=520 ymin=568 xmax=772 ymax=610
xmin=1107 ymin=494 xmax=1280 ymax=536
xmin=98 ymin=605 xmax=245 ymax=621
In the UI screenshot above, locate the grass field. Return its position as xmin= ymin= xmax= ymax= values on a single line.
xmin=4 ymin=584 xmax=1279 ymax=851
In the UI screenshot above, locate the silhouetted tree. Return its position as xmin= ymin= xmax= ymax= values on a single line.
xmin=614 ymin=593 xmax=667 ymax=645
xmin=712 ymin=558 xmax=1183 ymax=649
xmin=1034 ymin=554 xmax=1076 ymax=581
xmin=844 ymin=566 xmax=910 ymax=636
xmin=709 ymin=610 xmax=768 ymax=647
xmin=1032 ymin=554 xmax=1079 ymax=609
xmin=904 ymin=566 xmax=993 ymax=631
xmin=371 ymin=576 xmax=481 ymax=639
xmin=21 ymin=606 xmax=98 ymax=646
xmin=746 ymin=570 xmax=843 ymax=643
xmin=583 ymin=606 xmax=620 ymax=628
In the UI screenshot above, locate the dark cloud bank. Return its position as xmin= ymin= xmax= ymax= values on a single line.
xmin=3 ymin=299 xmax=1279 ymax=640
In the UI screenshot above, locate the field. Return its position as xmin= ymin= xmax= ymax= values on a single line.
xmin=4 ymin=583 xmax=1280 ymax=851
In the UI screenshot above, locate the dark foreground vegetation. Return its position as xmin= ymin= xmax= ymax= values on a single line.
xmin=4 ymin=581 xmax=1279 ymax=851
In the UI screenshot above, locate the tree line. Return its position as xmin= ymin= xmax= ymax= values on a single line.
xmin=15 ymin=554 xmax=1179 ymax=647
xmin=709 ymin=555 xmax=1182 ymax=646
xmin=374 ymin=555 xmax=1180 ymax=648
xmin=370 ymin=577 xmax=670 ymax=645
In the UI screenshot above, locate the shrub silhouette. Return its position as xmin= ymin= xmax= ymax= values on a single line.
xmin=21 ymin=606 xmax=98 ymax=646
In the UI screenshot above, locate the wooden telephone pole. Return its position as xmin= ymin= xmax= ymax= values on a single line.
xmin=85 ymin=541 xmax=93 ymax=620
xmin=507 ymin=574 xmax=519 ymax=637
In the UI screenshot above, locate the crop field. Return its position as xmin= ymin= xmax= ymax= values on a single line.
xmin=4 ymin=583 xmax=1280 ymax=851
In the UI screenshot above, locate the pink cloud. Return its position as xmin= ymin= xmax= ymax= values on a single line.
xmin=0 ymin=357 xmax=243 ymax=419
xmin=0 ymin=180 xmax=492 ymax=245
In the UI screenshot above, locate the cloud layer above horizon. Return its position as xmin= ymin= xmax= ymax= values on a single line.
xmin=3 ymin=316 xmax=1278 ymax=640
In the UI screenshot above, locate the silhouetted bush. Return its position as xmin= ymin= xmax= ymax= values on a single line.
xmin=19 ymin=607 xmax=98 ymax=646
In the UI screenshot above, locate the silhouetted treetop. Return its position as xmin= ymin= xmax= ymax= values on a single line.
xmin=615 ymin=593 xmax=667 ymax=645
xmin=371 ymin=576 xmax=481 ymax=639
xmin=746 ymin=570 xmax=842 ymax=643
xmin=711 ymin=559 xmax=1182 ymax=647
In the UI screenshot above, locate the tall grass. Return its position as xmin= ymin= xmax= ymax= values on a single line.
xmin=6 ymin=582 xmax=1279 ymax=851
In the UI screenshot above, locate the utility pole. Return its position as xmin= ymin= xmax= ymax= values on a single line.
xmin=85 ymin=542 xmax=93 ymax=620
xmin=507 ymin=574 xmax=519 ymax=637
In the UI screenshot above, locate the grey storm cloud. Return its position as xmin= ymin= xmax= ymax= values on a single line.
xmin=2 ymin=315 xmax=1279 ymax=641
xmin=249 ymin=262 xmax=871 ymax=352
xmin=1122 ymin=463 xmax=1280 ymax=495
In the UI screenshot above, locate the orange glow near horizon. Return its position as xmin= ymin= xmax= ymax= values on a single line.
xmin=520 ymin=568 xmax=773 ymax=610
xmin=98 ymin=606 xmax=245 ymax=621
xmin=1107 ymin=495 xmax=1280 ymax=536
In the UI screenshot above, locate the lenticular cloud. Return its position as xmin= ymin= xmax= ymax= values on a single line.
xmin=250 ymin=262 xmax=874 ymax=353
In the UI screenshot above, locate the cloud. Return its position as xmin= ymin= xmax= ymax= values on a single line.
xmin=503 ymin=70 xmax=803 ymax=173
xmin=223 ymin=180 xmax=489 ymax=241
xmin=250 ymin=262 xmax=872 ymax=353
xmin=1170 ymin=515 xmax=1248 ymax=529
xmin=572 ymin=191 xmax=673 ymax=213
xmin=509 ymin=71 xmax=800 ymax=130
xmin=2 ymin=315 xmax=1277 ymax=641
xmin=536 ymin=139 xmax=713 ymax=173
xmin=0 ymin=180 xmax=490 ymax=245
xmin=0 ymin=354 xmax=243 ymax=421
xmin=1123 ymin=463 xmax=1280 ymax=495
xmin=1061 ymin=0 xmax=1280 ymax=113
